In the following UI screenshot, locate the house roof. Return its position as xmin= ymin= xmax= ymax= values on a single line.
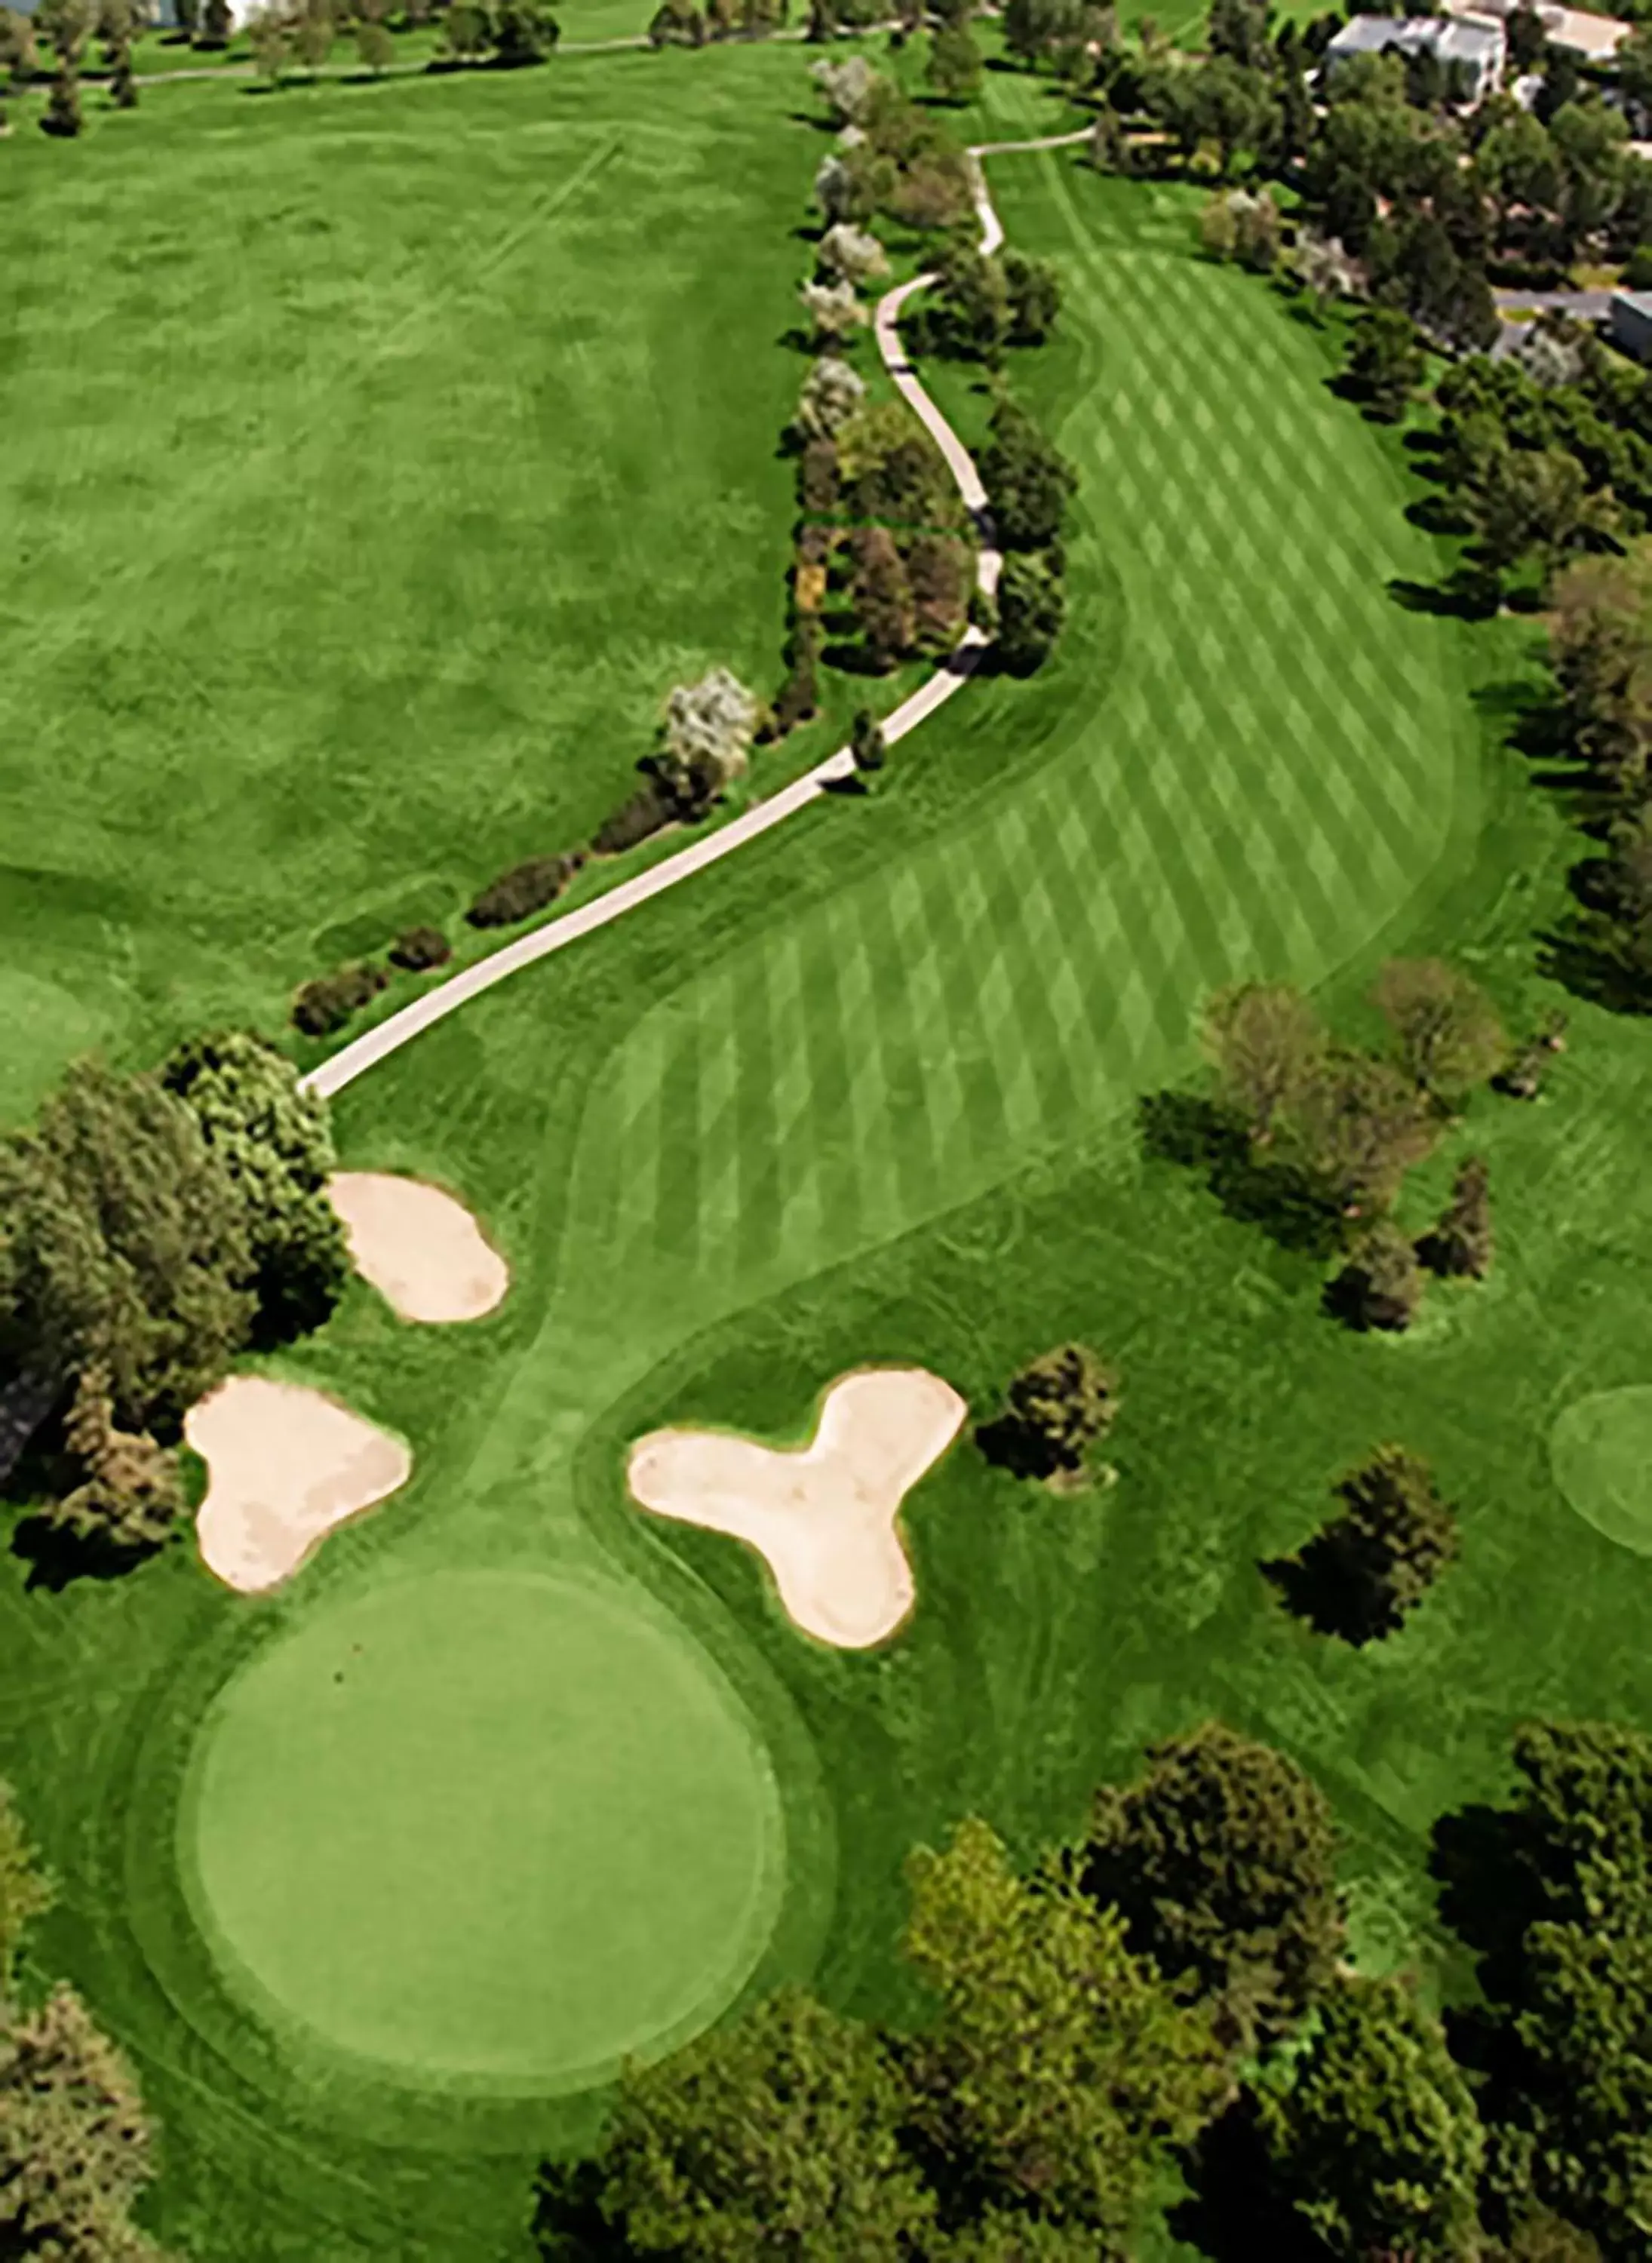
xmin=1327 ymin=14 xmax=1506 ymax=63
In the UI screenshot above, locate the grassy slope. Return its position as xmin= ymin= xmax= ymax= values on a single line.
xmin=5 ymin=50 xmax=1652 ymax=2263
xmin=0 ymin=48 xmax=803 ymax=1125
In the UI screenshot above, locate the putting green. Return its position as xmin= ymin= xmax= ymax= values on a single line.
xmin=1549 ymin=1387 xmax=1652 ymax=1555
xmin=183 ymin=1567 xmax=785 ymax=2090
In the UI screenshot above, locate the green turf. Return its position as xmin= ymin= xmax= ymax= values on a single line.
xmin=6 ymin=51 xmax=1652 ymax=2263
xmin=183 ymin=1566 xmax=783 ymax=2087
xmin=0 ymin=46 xmax=815 ymax=1122
xmin=1549 ymin=1387 xmax=1652 ymax=1555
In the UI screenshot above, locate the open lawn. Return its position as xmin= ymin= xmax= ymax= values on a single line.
xmin=5 ymin=48 xmax=1652 ymax=2263
xmin=0 ymin=45 xmax=812 ymax=1125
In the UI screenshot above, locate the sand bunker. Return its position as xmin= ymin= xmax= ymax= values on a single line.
xmin=186 ymin=1377 xmax=412 ymax=1595
xmin=328 ymin=1171 xmax=508 ymax=1324
xmin=626 ymin=1368 xmax=968 ymax=1649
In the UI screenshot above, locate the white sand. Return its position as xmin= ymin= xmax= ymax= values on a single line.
xmin=626 ymin=1368 xmax=968 ymax=1650
xmin=328 ymin=1171 xmax=508 ymax=1325
xmin=186 ymin=1377 xmax=412 ymax=1595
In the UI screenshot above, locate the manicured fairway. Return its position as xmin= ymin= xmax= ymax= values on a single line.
xmin=185 ymin=1567 xmax=783 ymax=2086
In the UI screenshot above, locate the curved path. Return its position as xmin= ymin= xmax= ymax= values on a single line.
xmin=303 ymin=130 xmax=1087 ymax=1102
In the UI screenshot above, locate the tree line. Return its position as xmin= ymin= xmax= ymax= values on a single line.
xmin=536 ymin=1714 xmax=1652 ymax=2261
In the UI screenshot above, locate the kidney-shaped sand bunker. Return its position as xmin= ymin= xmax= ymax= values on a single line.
xmin=187 ymin=1377 xmax=412 ymax=1595
xmin=627 ymin=1367 xmax=968 ymax=1649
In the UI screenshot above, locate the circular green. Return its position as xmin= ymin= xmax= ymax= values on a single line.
xmin=1549 ymin=1386 xmax=1652 ymax=1555
xmin=183 ymin=1567 xmax=784 ymax=2091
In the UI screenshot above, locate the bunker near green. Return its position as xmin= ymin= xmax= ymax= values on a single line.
xmin=1549 ymin=1386 xmax=1652 ymax=1555
xmin=182 ymin=1567 xmax=784 ymax=2091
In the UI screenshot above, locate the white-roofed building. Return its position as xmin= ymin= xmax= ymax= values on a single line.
xmin=1442 ymin=0 xmax=1632 ymax=60
xmin=1324 ymin=14 xmax=1509 ymax=104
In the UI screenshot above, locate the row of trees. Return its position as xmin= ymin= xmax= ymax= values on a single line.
xmin=540 ymin=1716 xmax=1645 ymax=2258
xmin=0 ymin=1036 xmax=349 ymax=1561
xmin=4 ymin=0 xmax=143 ymax=137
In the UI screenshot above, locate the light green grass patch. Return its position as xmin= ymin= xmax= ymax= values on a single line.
xmin=1550 ymin=1386 xmax=1652 ymax=1554
xmin=183 ymin=1566 xmax=785 ymax=2090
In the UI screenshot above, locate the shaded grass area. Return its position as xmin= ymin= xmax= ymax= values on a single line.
xmin=5 ymin=58 xmax=1651 ymax=2263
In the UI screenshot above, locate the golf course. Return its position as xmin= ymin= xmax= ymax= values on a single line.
xmin=4 ymin=12 xmax=1652 ymax=2258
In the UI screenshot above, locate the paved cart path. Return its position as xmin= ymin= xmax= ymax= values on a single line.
xmin=304 ymin=130 xmax=1089 ymax=1101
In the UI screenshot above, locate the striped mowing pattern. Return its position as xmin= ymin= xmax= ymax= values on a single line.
xmin=554 ymin=153 xmax=1471 ymax=1338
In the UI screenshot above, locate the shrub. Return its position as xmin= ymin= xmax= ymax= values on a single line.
xmin=388 ymin=925 xmax=452 ymax=972
xmin=291 ymin=960 xmax=388 ymax=1037
xmin=593 ymin=783 xmax=675 ymax=856
xmin=465 ymin=853 xmax=582 ymax=929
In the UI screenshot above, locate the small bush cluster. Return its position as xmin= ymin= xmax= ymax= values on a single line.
xmin=388 ymin=925 xmax=451 ymax=972
xmin=465 ymin=852 xmax=584 ymax=930
xmin=291 ymin=960 xmax=388 ymax=1037
xmin=592 ymin=781 xmax=675 ymax=856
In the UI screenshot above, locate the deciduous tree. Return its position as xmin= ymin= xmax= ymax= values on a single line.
xmin=849 ymin=525 xmax=915 ymax=668
xmin=1297 ymin=1050 xmax=1437 ymax=1215
xmin=0 ymin=1783 xmax=51 ymax=1996
xmin=1419 ymin=1153 xmax=1493 ymax=1279
xmin=1374 ymin=957 xmax=1507 ymax=1105
xmin=1202 ymin=981 xmax=1325 ymax=1145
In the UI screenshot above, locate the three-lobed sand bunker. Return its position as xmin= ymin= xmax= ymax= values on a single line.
xmin=626 ymin=1368 xmax=968 ymax=1650
xmin=189 ymin=1174 xmax=509 ymax=1592
xmin=327 ymin=1171 xmax=508 ymax=1325
xmin=188 ymin=1377 xmax=413 ymax=1595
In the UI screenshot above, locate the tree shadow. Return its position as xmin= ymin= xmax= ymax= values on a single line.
xmin=974 ymin=1412 xmax=1062 ymax=1482
xmin=1320 ymin=1257 xmax=1417 ymax=1332
xmin=1537 ymin=920 xmax=1652 ymax=1014
xmin=8 ymin=1513 xmax=165 ymax=1595
xmin=1388 ymin=569 xmax=1497 ymax=621
xmin=1260 ymin=1526 xmax=1399 ymax=1647
xmin=1168 ymin=2095 xmax=1331 ymax=2263
xmin=1138 ymin=1092 xmax=1347 ymax=1260
xmin=531 ymin=2160 xmax=636 ymax=2260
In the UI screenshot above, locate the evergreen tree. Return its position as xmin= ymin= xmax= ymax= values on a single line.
xmin=1325 ymin=1217 xmax=1428 ymax=1333
xmin=979 ymin=1341 xmax=1116 ymax=1482
xmin=978 ymin=395 xmax=1076 ymax=550
xmin=1343 ymin=306 xmax=1424 ymax=422
xmin=850 ymin=705 xmax=886 ymax=772
xmin=1266 ymin=1445 xmax=1460 ymax=1645
xmin=995 ymin=549 xmax=1065 ymax=674
xmin=0 ymin=1988 xmax=171 ymax=2262
xmin=904 ymin=1816 xmax=1227 ymax=2240
xmin=1257 ymin=1974 xmax=1484 ymax=2261
xmin=1082 ymin=1722 xmax=1343 ymax=2053
xmin=926 ymin=20 xmax=981 ymax=100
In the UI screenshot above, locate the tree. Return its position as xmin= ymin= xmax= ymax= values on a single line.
xmin=800 ymin=276 xmax=865 ymax=344
xmin=809 ymin=50 xmax=880 ymax=124
xmin=1432 ymin=1720 xmax=1652 ymax=2259
xmin=978 ymin=1341 xmax=1116 ymax=1482
xmin=0 ymin=8 xmax=38 ymax=83
xmin=907 ymin=531 xmax=971 ymax=652
xmin=589 ymin=1988 xmax=935 ymax=2261
xmin=850 ymin=706 xmax=886 ymax=772
xmin=1297 ymin=1050 xmax=1438 ymax=1216
xmin=1419 ymin=1154 xmax=1493 ymax=1280
xmin=0 ymin=1058 xmax=253 ymax=1462
xmin=489 ymin=0 xmax=559 ymax=66
xmin=1374 ymin=957 xmax=1507 ymax=1106
xmin=0 ymin=1987 xmax=170 ymax=2262
xmin=0 ymin=1783 xmax=51 ymax=1997
xmin=247 ymin=3 xmax=295 ymax=83
xmin=1257 ymin=1974 xmax=1484 ymax=2261
xmin=651 ymin=668 xmax=759 ymax=812
xmin=1003 ymin=250 xmax=1061 ymax=345
xmin=1202 ymin=982 xmax=1325 ymax=1145
xmin=1343 ymin=306 xmax=1423 ymax=422
xmin=1081 ymin=1722 xmax=1343 ymax=2055
xmin=1266 ymin=1445 xmax=1460 ymax=1645
xmin=912 ymin=241 xmax=1010 ymax=362
xmin=926 ymin=20 xmax=980 ymax=100
xmin=356 ymin=10 xmax=394 ymax=72
xmin=97 ymin=0 xmax=137 ymax=106
xmin=978 ymin=397 xmax=1076 ymax=550
xmin=160 ymin=1029 xmax=350 ymax=1346
xmin=795 ymin=353 xmax=865 ymax=441
xmin=995 ymin=550 xmax=1065 ymax=673
xmin=1325 ymin=1216 xmax=1428 ymax=1333
xmin=51 ymin=1365 xmax=186 ymax=1553
xmin=903 ymin=1816 xmax=1227 ymax=2240
xmin=1200 ymin=186 xmax=1282 ymax=270
xmin=818 ymin=221 xmax=889 ymax=287
xmin=40 ymin=64 xmax=83 ymax=133
xmin=849 ymin=526 xmax=915 ymax=669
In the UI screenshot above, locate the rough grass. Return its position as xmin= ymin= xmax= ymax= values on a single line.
xmin=5 ymin=53 xmax=1652 ymax=2263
